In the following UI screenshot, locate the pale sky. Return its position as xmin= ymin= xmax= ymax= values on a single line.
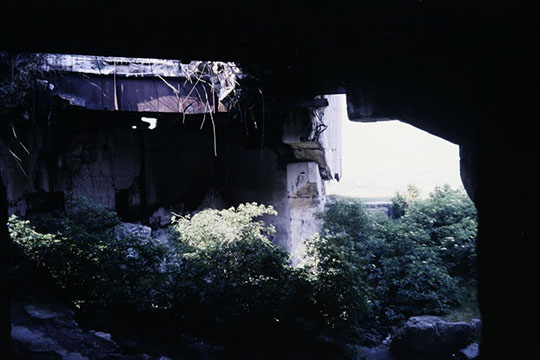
xmin=326 ymin=118 xmax=463 ymax=200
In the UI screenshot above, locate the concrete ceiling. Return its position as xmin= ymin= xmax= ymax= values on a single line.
xmin=2 ymin=1 xmax=537 ymax=146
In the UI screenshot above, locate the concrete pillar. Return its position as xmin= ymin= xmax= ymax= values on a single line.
xmin=287 ymin=161 xmax=326 ymax=263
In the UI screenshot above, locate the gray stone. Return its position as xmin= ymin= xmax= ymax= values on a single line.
xmin=12 ymin=302 xmax=121 ymax=360
xmin=390 ymin=316 xmax=481 ymax=359
xmin=457 ymin=343 xmax=480 ymax=359
xmin=12 ymin=325 xmax=89 ymax=360
xmin=149 ymin=207 xmax=173 ymax=227
xmin=117 ymin=223 xmax=152 ymax=240
xmin=24 ymin=304 xmax=78 ymax=328
xmin=25 ymin=304 xmax=75 ymax=321
xmin=359 ymin=346 xmax=396 ymax=360
xmin=195 ymin=189 xmax=225 ymax=211
xmin=282 ymin=95 xmax=343 ymax=181
xmin=93 ymin=332 xmax=112 ymax=341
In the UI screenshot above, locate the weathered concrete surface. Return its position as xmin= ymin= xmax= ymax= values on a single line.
xmin=221 ymin=146 xmax=292 ymax=251
xmin=42 ymin=54 xmax=239 ymax=113
xmin=283 ymin=95 xmax=343 ymax=181
xmin=287 ymin=161 xmax=325 ymax=261
xmin=316 ymin=95 xmax=343 ymax=182
xmin=1 ymin=56 xmax=343 ymax=255
xmin=0 ymin=111 xmax=221 ymax=219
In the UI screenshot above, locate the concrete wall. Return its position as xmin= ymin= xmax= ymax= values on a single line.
xmin=219 ymin=145 xmax=292 ymax=251
xmin=0 ymin=112 xmax=218 ymax=219
xmin=317 ymin=95 xmax=343 ymax=181
xmin=1 ymin=94 xmax=344 ymax=255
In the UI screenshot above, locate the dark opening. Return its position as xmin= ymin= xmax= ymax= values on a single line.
xmin=114 ymin=189 xmax=130 ymax=222
xmin=23 ymin=191 xmax=65 ymax=216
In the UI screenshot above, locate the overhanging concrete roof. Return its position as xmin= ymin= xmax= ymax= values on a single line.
xmin=43 ymin=54 xmax=238 ymax=114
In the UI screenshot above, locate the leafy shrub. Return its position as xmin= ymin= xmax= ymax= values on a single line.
xmin=9 ymin=197 xmax=168 ymax=310
xmin=389 ymin=184 xmax=421 ymax=219
xmin=319 ymin=186 xmax=477 ymax=341
xmin=169 ymin=203 xmax=367 ymax=358
xmin=168 ymin=204 xmax=290 ymax=337
xmin=402 ymin=185 xmax=478 ymax=279
xmin=298 ymin=234 xmax=368 ymax=354
xmin=12 ymin=194 xmax=472 ymax=358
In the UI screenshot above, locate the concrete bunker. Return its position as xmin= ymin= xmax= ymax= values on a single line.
xmin=1 ymin=3 xmax=538 ymax=357
xmin=1 ymin=53 xmax=344 ymax=254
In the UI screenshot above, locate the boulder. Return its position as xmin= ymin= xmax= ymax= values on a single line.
xmin=12 ymin=302 xmax=120 ymax=359
xmin=390 ymin=316 xmax=481 ymax=359
xmin=12 ymin=302 xmax=176 ymax=360
xmin=149 ymin=207 xmax=173 ymax=228
xmin=117 ymin=223 xmax=152 ymax=240
xmin=456 ymin=343 xmax=480 ymax=359
xmin=359 ymin=345 xmax=396 ymax=360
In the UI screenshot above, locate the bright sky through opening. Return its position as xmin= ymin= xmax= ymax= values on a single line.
xmin=326 ymin=118 xmax=463 ymax=200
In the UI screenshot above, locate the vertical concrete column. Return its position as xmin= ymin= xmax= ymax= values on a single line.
xmin=287 ymin=161 xmax=326 ymax=264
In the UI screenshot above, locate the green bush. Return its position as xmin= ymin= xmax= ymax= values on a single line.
xmin=168 ymin=204 xmax=291 ymax=337
xmin=401 ymin=185 xmax=478 ymax=279
xmin=9 ymin=197 xmax=168 ymax=310
xmin=9 ymin=199 xmax=368 ymax=358
xmin=9 ymin=191 xmax=475 ymax=357
xmin=298 ymin=234 xmax=368 ymax=352
xmin=319 ymin=186 xmax=477 ymax=341
xmin=169 ymin=203 xmax=367 ymax=358
xmin=389 ymin=184 xmax=421 ymax=219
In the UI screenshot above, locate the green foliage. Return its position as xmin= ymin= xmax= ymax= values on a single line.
xmin=171 ymin=202 xmax=278 ymax=250
xmin=319 ymin=185 xmax=477 ymax=342
xmin=169 ymin=203 xmax=291 ymax=336
xmin=389 ymin=184 xmax=421 ymax=219
xmin=9 ymin=191 xmax=475 ymax=356
xmin=169 ymin=203 xmax=366 ymax=357
xmin=402 ymin=185 xmax=478 ymax=279
xmin=9 ymin=200 xmax=367 ymax=358
xmin=298 ymin=234 xmax=368 ymax=354
xmin=9 ymin=198 xmax=168 ymax=310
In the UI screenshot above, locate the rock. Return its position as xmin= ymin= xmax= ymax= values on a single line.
xmin=99 ymin=355 xmax=153 ymax=360
xmin=152 ymin=228 xmax=170 ymax=245
xmin=381 ymin=334 xmax=392 ymax=346
xmin=470 ymin=318 xmax=482 ymax=338
xmin=24 ymin=303 xmax=79 ymax=329
xmin=93 ymin=331 xmax=112 ymax=341
xmin=117 ymin=223 xmax=152 ymax=240
xmin=12 ymin=302 xmax=120 ymax=360
xmin=90 ymin=330 xmax=118 ymax=348
xmin=359 ymin=345 xmax=396 ymax=360
xmin=195 ymin=189 xmax=225 ymax=211
xmin=149 ymin=207 xmax=173 ymax=228
xmin=12 ymin=302 xmax=178 ymax=360
xmin=25 ymin=304 xmax=75 ymax=321
xmin=456 ymin=342 xmax=480 ymax=359
xmin=389 ymin=315 xmax=481 ymax=359
xmin=11 ymin=323 xmax=118 ymax=360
